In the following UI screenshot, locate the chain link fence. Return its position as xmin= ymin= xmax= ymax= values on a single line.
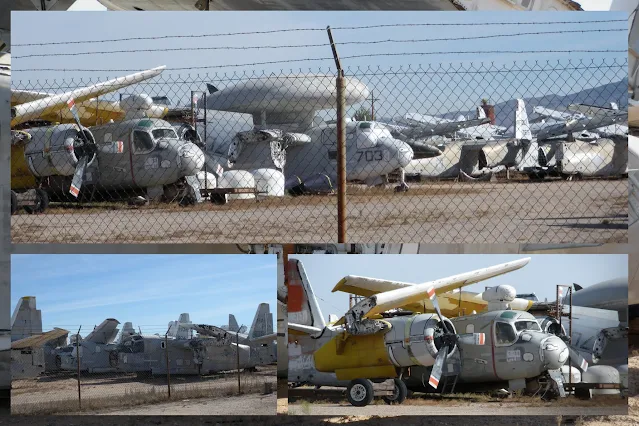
xmin=10 ymin=325 xmax=276 ymax=415
xmin=10 ymin=58 xmax=628 ymax=243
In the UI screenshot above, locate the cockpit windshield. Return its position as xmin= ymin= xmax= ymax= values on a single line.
xmin=152 ymin=128 xmax=178 ymax=140
xmin=514 ymin=320 xmax=541 ymax=332
xmin=133 ymin=130 xmax=155 ymax=154
xmin=356 ymin=122 xmax=378 ymax=149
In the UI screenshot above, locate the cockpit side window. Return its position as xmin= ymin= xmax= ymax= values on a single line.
xmin=495 ymin=321 xmax=517 ymax=346
xmin=152 ymin=128 xmax=178 ymax=140
xmin=356 ymin=122 xmax=378 ymax=149
xmin=515 ymin=320 xmax=541 ymax=332
xmin=133 ymin=130 xmax=155 ymax=154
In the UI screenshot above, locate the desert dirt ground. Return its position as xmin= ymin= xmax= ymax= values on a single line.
xmin=283 ymin=356 xmax=637 ymax=425
xmin=91 ymin=393 xmax=276 ymax=415
xmin=11 ymin=180 xmax=627 ymax=244
xmin=11 ymin=365 xmax=276 ymax=415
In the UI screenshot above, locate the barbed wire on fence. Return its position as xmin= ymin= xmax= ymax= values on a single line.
xmin=12 ymin=19 xmax=628 ymax=47
xmin=13 ymin=29 xmax=627 ymax=59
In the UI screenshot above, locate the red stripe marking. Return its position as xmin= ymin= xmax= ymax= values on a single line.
xmin=428 ymin=377 xmax=439 ymax=388
xmin=427 ymin=287 xmax=435 ymax=299
xmin=67 ymin=98 xmax=75 ymax=108
xmin=69 ymin=185 xmax=80 ymax=197
xmin=287 ymin=260 xmax=304 ymax=313
xmin=478 ymin=333 xmax=485 ymax=345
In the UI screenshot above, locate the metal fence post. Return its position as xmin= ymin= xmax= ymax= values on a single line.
xmin=165 ymin=332 xmax=171 ymax=399
xmin=327 ymin=26 xmax=346 ymax=243
xmin=75 ymin=326 xmax=81 ymax=410
xmin=236 ymin=327 xmax=241 ymax=395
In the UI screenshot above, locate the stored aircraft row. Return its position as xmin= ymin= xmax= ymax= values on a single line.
xmin=10 ymin=298 xmax=276 ymax=378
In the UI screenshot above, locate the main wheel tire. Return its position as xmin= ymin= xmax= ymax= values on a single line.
xmin=383 ymin=378 xmax=408 ymax=405
xmin=10 ymin=191 xmax=17 ymax=215
xmin=25 ymin=189 xmax=49 ymax=214
xmin=347 ymin=378 xmax=375 ymax=407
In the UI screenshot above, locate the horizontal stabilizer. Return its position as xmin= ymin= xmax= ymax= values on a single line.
xmin=288 ymin=323 xmax=323 ymax=335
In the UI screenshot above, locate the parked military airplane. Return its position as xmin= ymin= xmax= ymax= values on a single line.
xmin=10 ymin=63 xmax=205 ymax=210
xmin=198 ymin=75 xmax=415 ymax=193
xmin=57 ymin=319 xmax=122 ymax=373
xmin=190 ymin=303 xmax=277 ymax=367
xmin=288 ymin=257 xmax=573 ymax=406
xmin=518 ymin=104 xmax=628 ymax=180
xmin=403 ymin=99 xmax=533 ymax=180
xmin=116 ymin=320 xmax=251 ymax=375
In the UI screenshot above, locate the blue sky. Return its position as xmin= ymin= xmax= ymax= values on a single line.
xmin=11 ymin=254 xmax=276 ymax=337
xmin=290 ymin=254 xmax=628 ymax=316
xmin=11 ymin=10 xmax=627 ymax=118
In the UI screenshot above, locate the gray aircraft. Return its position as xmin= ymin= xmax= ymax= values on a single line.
xmin=288 ymin=257 xmax=576 ymax=406
xmin=11 ymin=66 xmax=205 ymax=207
xmin=518 ymin=104 xmax=628 ymax=180
xmin=190 ymin=303 xmax=277 ymax=367
xmin=116 ymin=320 xmax=251 ymax=375
xmin=198 ymin=75 xmax=415 ymax=193
xmin=57 ymin=319 xmax=122 ymax=373
xmin=402 ymin=99 xmax=533 ymax=180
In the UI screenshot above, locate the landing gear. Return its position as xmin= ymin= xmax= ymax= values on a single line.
xmin=394 ymin=169 xmax=409 ymax=193
xmin=382 ymin=378 xmax=408 ymax=405
xmin=24 ymin=189 xmax=49 ymax=214
xmin=10 ymin=191 xmax=17 ymax=215
xmin=347 ymin=378 xmax=375 ymax=407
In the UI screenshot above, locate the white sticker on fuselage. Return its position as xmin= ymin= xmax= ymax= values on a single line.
xmin=507 ymin=350 xmax=521 ymax=362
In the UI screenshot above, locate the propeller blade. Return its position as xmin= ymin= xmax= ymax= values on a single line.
xmin=69 ymin=156 xmax=88 ymax=198
xmin=568 ymin=346 xmax=588 ymax=372
xmin=67 ymin=98 xmax=92 ymax=145
xmin=457 ymin=333 xmax=486 ymax=346
xmin=428 ymin=344 xmax=449 ymax=389
xmin=427 ymin=287 xmax=449 ymax=332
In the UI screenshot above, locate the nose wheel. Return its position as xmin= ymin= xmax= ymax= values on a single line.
xmin=394 ymin=169 xmax=409 ymax=192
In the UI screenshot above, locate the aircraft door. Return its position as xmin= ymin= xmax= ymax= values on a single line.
xmin=94 ymin=127 xmax=132 ymax=187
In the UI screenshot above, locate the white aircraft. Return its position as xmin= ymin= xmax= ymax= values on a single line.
xmin=198 ymin=75 xmax=415 ymax=192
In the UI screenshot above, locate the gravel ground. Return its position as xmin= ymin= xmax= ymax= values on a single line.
xmin=90 ymin=393 xmax=276 ymax=415
xmin=11 ymin=180 xmax=627 ymax=244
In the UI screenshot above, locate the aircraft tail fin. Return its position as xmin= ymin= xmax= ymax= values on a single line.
xmin=249 ymin=303 xmax=273 ymax=340
xmin=85 ymin=318 xmax=120 ymax=344
xmin=288 ymin=259 xmax=326 ymax=329
xmin=206 ymin=83 xmax=218 ymax=95
xmin=120 ymin=322 xmax=136 ymax=342
xmin=514 ymin=99 xmax=532 ymax=141
xmin=228 ymin=314 xmax=239 ymax=332
xmin=476 ymin=106 xmax=487 ymax=120
xmin=11 ymin=296 xmax=43 ymax=341
xmin=175 ymin=313 xmax=193 ymax=339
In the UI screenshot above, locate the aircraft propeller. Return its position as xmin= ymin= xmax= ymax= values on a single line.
xmin=426 ymin=286 xmax=485 ymax=390
xmin=66 ymin=97 xmax=123 ymax=198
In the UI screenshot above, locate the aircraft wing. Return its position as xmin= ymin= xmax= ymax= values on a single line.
xmin=11 ymin=90 xmax=50 ymax=106
xmin=84 ymin=318 xmax=120 ymax=345
xmin=11 ymin=66 xmax=166 ymax=126
xmin=288 ymin=323 xmax=323 ymax=335
xmin=250 ymin=332 xmax=277 ymax=343
xmin=334 ymin=258 xmax=530 ymax=318
xmin=401 ymin=117 xmax=492 ymax=139
xmin=533 ymin=106 xmax=575 ymax=121
xmin=536 ymin=113 xmax=628 ymax=140
xmin=567 ymin=104 xmax=625 ymax=118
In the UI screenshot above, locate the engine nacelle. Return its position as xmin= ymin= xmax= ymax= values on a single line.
xmin=383 ymin=313 xmax=457 ymax=368
xmin=535 ymin=315 xmax=566 ymax=337
xmin=24 ymin=124 xmax=96 ymax=177
xmin=482 ymin=285 xmax=516 ymax=303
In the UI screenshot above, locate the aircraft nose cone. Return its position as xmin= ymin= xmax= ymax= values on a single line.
xmin=542 ymin=336 xmax=569 ymax=370
xmin=397 ymin=143 xmax=414 ymax=168
xmin=180 ymin=143 xmax=205 ymax=176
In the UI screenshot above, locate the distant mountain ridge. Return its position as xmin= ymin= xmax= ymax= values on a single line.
xmin=439 ymin=79 xmax=628 ymax=127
